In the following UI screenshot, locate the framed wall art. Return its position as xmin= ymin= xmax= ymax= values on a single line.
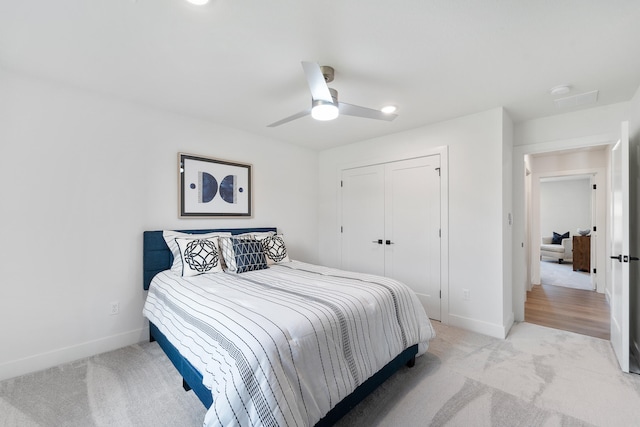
xmin=179 ymin=153 xmax=252 ymax=217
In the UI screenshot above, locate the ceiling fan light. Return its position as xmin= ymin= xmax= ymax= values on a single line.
xmin=311 ymin=102 xmax=339 ymax=121
xmin=381 ymin=105 xmax=397 ymax=114
xmin=186 ymin=0 xmax=209 ymax=5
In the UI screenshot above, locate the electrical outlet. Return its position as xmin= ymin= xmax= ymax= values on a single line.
xmin=463 ymin=289 xmax=471 ymax=301
xmin=110 ymin=301 xmax=120 ymax=315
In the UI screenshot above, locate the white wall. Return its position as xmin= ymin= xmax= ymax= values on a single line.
xmin=0 ymin=68 xmax=319 ymax=381
xmin=515 ymin=102 xmax=629 ymax=147
xmin=540 ymin=178 xmax=592 ymax=237
xmin=501 ymin=110 xmax=514 ymax=331
xmin=318 ymin=108 xmax=513 ymax=338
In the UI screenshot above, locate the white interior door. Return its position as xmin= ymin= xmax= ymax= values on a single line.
xmin=341 ymin=165 xmax=385 ymax=275
xmin=341 ymin=156 xmax=442 ymax=320
xmin=610 ymin=121 xmax=630 ymax=372
xmin=385 ymin=157 xmax=441 ymax=320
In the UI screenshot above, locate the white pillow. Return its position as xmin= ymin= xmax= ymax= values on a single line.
xmin=162 ymin=230 xmax=231 ymax=275
xmin=255 ymin=234 xmax=291 ymax=265
xmin=175 ymin=237 xmax=223 ymax=277
xmin=251 ymin=231 xmax=275 ymax=239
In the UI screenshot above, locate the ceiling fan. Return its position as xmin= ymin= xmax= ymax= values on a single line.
xmin=267 ymin=61 xmax=398 ymax=127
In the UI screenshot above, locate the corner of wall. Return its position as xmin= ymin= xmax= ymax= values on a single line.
xmin=502 ymin=109 xmax=515 ymax=327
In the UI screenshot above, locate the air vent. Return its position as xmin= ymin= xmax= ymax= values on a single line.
xmin=554 ymin=90 xmax=599 ymax=109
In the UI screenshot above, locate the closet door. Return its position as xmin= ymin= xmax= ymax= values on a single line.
xmin=385 ymin=156 xmax=441 ymax=320
xmin=341 ymin=155 xmax=441 ymax=320
xmin=341 ymin=164 xmax=385 ymax=276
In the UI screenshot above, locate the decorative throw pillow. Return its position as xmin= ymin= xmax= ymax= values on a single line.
xmin=552 ymin=231 xmax=570 ymax=245
xmin=231 ymin=237 xmax=268 ymax=273
xmin=162 ymin=230 xmax=231 ymax=275
xmin=256 ymin=234 xmax=291 ymax=265
xmin=218 ymin=234 xmax=253 ymax=272
xmin=251 ymin=231 xmax=275 ymax=240
xmin=175 ymin=237 xmax=223 ymax=277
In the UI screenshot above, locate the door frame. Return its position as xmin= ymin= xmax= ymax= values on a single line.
xmin=513 ymin=134 xmax=618 ymax=321
xmin=336 ymin=145 xmax=450 ymax=324
xmin=531 ymin=169 xmax=604 ymax=292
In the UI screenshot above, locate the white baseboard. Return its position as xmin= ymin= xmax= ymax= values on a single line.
xmin=448 ymin=313 xmax=512 ymax=339
xmin=0 ymin=327 xmax=149 ymax=382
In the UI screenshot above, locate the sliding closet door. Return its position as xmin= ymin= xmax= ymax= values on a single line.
xmin=341 ymin=165 xmax=385 ymax=276
xmin=385 ymin=156 xmax=441 ymax=320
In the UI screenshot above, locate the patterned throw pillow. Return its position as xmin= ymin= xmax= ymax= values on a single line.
xmin=231 ymin=237 xmax=268 ymax=273
xmin=162 ymin=230 xmax=231 ymax=275
xmin=218 ymin=234 xmax=253 ymax=272
xmin=256 ymin=234 xmax=291 ymax=265
xmin=175 ymin=237 xmax=223 ymax=277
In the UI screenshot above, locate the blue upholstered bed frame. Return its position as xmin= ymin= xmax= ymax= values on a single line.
xmin=143 ymin=227 xmax=278 ymax=290
xmin=143 ymin=228 xmax=418 ymax=426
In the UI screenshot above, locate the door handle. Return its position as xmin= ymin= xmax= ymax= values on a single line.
xmin=385 ymin=240 xmax=394 ymax=245
xmin=372 ymin=239 xmax=383 ymax=244
xmin=610 ymin=254 xmax=640 ymax=262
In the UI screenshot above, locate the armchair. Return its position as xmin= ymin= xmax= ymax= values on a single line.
xmin=540 ymin=235 xmax=573 ymax=263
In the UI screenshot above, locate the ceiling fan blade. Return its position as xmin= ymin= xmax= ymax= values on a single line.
xmin=267 ymin=109 xmax=311 ymax=127
xmin=339 ymin=102 xmax=398 ymax=121
xmin=301 ymin=61 xmax=333 ymax=103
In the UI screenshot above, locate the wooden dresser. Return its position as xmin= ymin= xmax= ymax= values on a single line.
xmin=573 ymin=235 xmax=590 ymax=272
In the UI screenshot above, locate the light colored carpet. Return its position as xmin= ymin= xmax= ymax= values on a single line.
xmin=2 ymin=322 xmax=640 ymax=426
xmin=0 ymin=344 xmax=207 ymax=426
xmin=337 ymin=322 xmax=640 ymax=426
xmin=540 ymin=260 xmax=592 ymax=291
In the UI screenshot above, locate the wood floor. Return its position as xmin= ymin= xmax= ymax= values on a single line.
xmin=525 ymin=284 xmax=610 ymax=340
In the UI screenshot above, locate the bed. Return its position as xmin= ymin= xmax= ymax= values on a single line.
xmin=143 ymin=228 xmax=434 ymax=426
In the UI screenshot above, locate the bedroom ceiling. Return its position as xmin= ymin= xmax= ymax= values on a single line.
xmin=1 ymin=0 xmax=640 ymax=151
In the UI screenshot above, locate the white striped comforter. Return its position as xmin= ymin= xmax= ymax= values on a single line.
xmin=143 ymin=261 xmax=434 ymax=427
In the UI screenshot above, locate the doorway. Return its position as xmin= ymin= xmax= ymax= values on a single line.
xmin=523 ymin=146 xmax=610 ymax=339
xmin=538 ymin=175 xmax=594 ymax=291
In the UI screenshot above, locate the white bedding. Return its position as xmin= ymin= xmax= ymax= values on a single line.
xmin=143 ymin=260 xmax=435 ymax=427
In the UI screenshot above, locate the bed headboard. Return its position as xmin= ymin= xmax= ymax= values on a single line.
xmin=143 ymin=227 xmax=277 ymax=290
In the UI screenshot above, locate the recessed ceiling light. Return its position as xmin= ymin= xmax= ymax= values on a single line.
xmin=381 ymin=105 xmax=397 ymax=114
xmin=186 ymin=0 xmax=209 ymax=5
xmin=549 ymin=85 xmax=571 ymax=96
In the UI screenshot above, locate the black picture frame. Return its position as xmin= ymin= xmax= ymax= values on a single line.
xmin=179 ymin=153 xmax=252 ymax=217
